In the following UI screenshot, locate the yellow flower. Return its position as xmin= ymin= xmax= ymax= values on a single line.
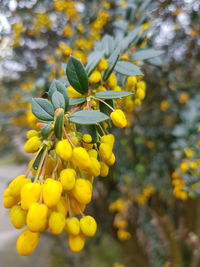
xmin=42 ymin=178 xmax=62 ymax=208
xmin=70 ymin=196 xmax=86 ymax=215
xmin=26 ymin=130 xmax=38 ymax=139
xmin=72 ymin=178 xmax=92 ymax=204
xmin=88 ymin=157 xmax=101 ymax=176
xmin=99 ymin=143 xmax=112 ymax=161
xmin=90 ymin=70 xmax=102 ymax=83
xmin=80 ymin=215 xmax=97 ymax=237
xmin=24 ymin=136 xmax=42 ymax=153
xmin=16 ymin=229 xmax=40 ymax=256
xmin=83 ymin=134 xmax=92 ymax=143
xmin=49 ymin=212 xmax=65 ymax=235
xmin=56 ymin=196 xmax=68 ymax=215
xmin=21 ymin=183 xmax=41 ymax=210
xmin=55 ymin=139 xmax=72 ymax=160
xmin=27 ymin=203 xmax=48 ymax=232
xmin=8 ymin=175 xmax=31 ymax=198
xmin=98 ymin=58 xmax=108 ymax=71
xmin=72 ymin=147 xmax=91 ymax=170
xmin=65 ymin=217 xmax=80 ymax=235
xmin=68 ymin=233 xmax=85 ymax=253
xmin=136 ymin=88 xmax=146 ymax=100
xmin=101 ymin=134 xmax=115 ymax=149
xmin=100 ymin=161 xmax=109 ymax=177
xmin=68 ymin=86 xmax=83 ymax=98
xmin=3 ymin=188 xmax=19 ymax=208
xmin=60 ymin=168 xmax=76 ymax=191
xmin=106 ymin=153 xmax=116 ymax=166
xmin=107 ymin=73 xmax=117 ymax=88
xmin=110 ymin=109 xmax=127 ymax=128
xmin=126 ymin=76 xmax=137 ymax=90
xmin=117 ymin=229 xmax=131 ymax=240
xmin=137 ymin=81 xmax=146 ymax=91
xmin=10 ymin=205 xmax=27 ymax=229
xmin=88 ymin=149 xmax=98 ymax=158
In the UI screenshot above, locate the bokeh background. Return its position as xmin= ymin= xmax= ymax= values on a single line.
xmin=0 ymin=0 xmax=200 ymax=266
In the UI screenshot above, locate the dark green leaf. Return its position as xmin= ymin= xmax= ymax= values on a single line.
xmin=70 ymin=110 xmax=109 ymax=125
xmin=95 ymin=91 xmax=133 ymax=99
xmin=115 ymin=61 xmax=143 ymax=76
xmin=32 ymin=98 xmax=54 ymax=121
xmin=99 ymin=99 xmax=114 ymax=116
xmin=131 ymin=49 xmax=164 ymax=61
xmin=86 ymin=51 xmax=104 ymax=75
xmin=52 ymin=91 xmax=65 ymax=109
xmin=69 ymin=97 xmax=86 ymax=106
xmin=33 ymin=149 xmax=44 ymax=170
xmin=54 ymin=109 xmax=64 ymax=140
xmin=66 ymin=56 xmax=89 ymax=95
xmin=103 ymin=47 xmax=120 ymax=81
xmin=41 ymin=124 xmax=52 ymax=139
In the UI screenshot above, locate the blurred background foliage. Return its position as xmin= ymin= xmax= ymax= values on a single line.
xmin=0 ymin=0 xmax=200 ymax=266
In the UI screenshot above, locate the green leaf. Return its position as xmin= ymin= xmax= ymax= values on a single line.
xmin=32 ymin=98 xmax=54 ymax=121
xmin=69 ymin=97 xmax=86 ymax=106
xmin=103 ymin=47 xmax=120 ymax=81
xmin=48 ymin=80 xmax=69 ymax=111
xmin=115 ymin=61 xmax=143 ymax=76
xmin=41 ymin=124 xmax=52 ymax=139
xmin=95 ymin=91 xmax=133 ymax=99
xmin=52 ymin=91 xmax=65 ymax=109
xmin=66 ymin=56 xmax=89 ymax=95
xmin=86 ymin=51 xmax=104 ymax=75
xmin=131 ymin=49 xmax=164 ymax=61
xmin=102 ymin=35 xmax=115 ymax=57
xmin=54 ymin=109 xmax=64 ymax=140
xmin=33 ymin=149 xmax=44 ymax=170
xmin=70 ymin=110 xmax=109 ymax=125
xmin=121 ymin=26 xmax=141 ymax=52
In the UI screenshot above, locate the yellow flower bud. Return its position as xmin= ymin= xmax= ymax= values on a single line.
xmin=60 ymin=168 xmax=76 ymax=191
xmin=72 ymin=178 xmax=92 ymax=204
xmin=100 ymin=162 xmax=109 ymax=177
xmin=117 ymin=229 xmax=131 ymax=240
xmin=136 ymin=88 xmax=146 ymax=100
xmin=42 ymin=179 xmax=62 ymax=208
xmin=137 ymin=81 xmax=146 ymax=91
xmin=55 ymin=139 xmax=72 ymax=161
xmin=98 ymin=58 xmax=108 ymax=71
xmin=88 ymin=157 xmax=101 ymax=176
xmin=89 ymin=70 xmax=101 ymax=83
xmin=56 ymin=196 xmax=68 ymax=215
xmin=8 ymin=175 xmax=31 ymax=198
xmin=70 ymin=196 xmax=86 ymax=215
xmin=110 ymin=109 xmax=127 ymax=128
xmin=21 ymin=183 xmax=41 ymax=210
xmin=99 ymin=143 xmax=112 ymax=161
xmin=44 ymin=156 xmax=56 ymax=177
xmin=82 ymin=134 xmax=92 ymax=143
xmin=80 ymin=216 xmax=97 ymax=236
xmin=72 ymin=147 xmax=91 ymax=170
xmin=49 ymin=212 xmax=65 ymax=235
xmin=105 ymin=153 xmax=116 ymax=166
xmin=107 ymin=73 xmax=117 ymax=88
xmin=26 ymin=203 xmax=48 ymax=232
xmin=3 ymin=188 xmax=19 ymax=208
xmin=88 ymin=149 xmax=98 ymax=158
xmin=65 ymin=217 xmax=80 ymax=235
xmin=68 ymin=86 xmax=83 ymax=98
xmin=16 ymin=229 xmax=40 ymax=256
xmin=68 ymin=234 xmax=85 ymax=253
xmin=126 ymin=76 xmax=137 ymax=89
xmin=134 ymin=98 xmax=142 ymax=107
xmin=26 ymin=130 xmax=38 ymax=139
xmin=24 ymin=136 xmax=42 ymax=153
xmin=101 ymin=134 xmax=115 ymax=149
xmin=10 ymin=205 xmax=27 ymax=229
